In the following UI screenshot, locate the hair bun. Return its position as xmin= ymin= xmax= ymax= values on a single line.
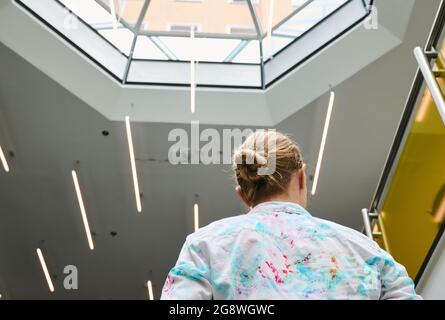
xmin=234 ymin=149 xmax=268 ymax=184
xmin=232 ymin=131 xmax=303 ymax=205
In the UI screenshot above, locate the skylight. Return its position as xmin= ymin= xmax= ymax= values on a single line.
xmin=16 ymin=0 xmax=372 ymax=88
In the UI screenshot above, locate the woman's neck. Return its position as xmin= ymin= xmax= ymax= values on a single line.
xmin=252 ymin=193 xmax=303 ymax=208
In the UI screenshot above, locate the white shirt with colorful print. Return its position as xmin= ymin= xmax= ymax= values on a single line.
xmin=161 ymin=202 xmax=421 ymax=300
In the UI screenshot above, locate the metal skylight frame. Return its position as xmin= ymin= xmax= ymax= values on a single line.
xmin=122 ymin=0 xmax=151 ymax=84
xmin=89 ymin=0 xmax=316 ymax=86
xmin=15 ymin=0 xmax=373 ymax=89
xmin=92 ymin=0 xmax=265 ymax=84
xmin=93 ymin=0 xmax=263 ymax=39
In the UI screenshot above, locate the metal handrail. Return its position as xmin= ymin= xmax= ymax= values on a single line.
xmin=361 ymin=209 xmax=373 ymax=239
xmin=414 ymin=47 xmax=445 ymax=125
xmin=364 ymin=0 xmax=445 ymax=286
xmin=361 ymin=209 xmax=379 ymax=240
xmin=369 ymin=0 xmax=445 ymax=214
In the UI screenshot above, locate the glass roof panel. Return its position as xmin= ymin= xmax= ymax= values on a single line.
xmin=60 ymin=0 xmax=134 ymax=55
xmin=157 ymin=37 xmax=243 ymax=62
xmin=59 ymin=0 xmax=112 ymax=25
xmin=273 ymin=0 xmax=349 ymax=37
xmin=253 ymin=0 xmax=312 ymax=34
xmin=98 ymin=28 xmax=134 ymax=56
xmin=262 ymin=36 xmax=294 ymax=60
xmin=16 ymin=0 xmax=370 ymax=87
xmin=261 ymin=0 xmax=349 ymax=60
xmin=231 ymin=40 xmax=261 ymax=64
xmin=142 ymin=0 xmax=257 ymax=37
xmin=133 ymin=36 xmax=169 ymax=60
xmin=99 ymin=0 xmax=147 ymax=28
xmin=21 ymin=0 xmax=128 ymax=78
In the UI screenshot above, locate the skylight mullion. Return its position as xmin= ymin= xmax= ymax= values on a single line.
xmin=150 ymin=37 xmax=178 ymax=60
xmin=246 ymin=0 xmax=264 ymax=40
xmin=246 ymin=0 xmax=264 ymax=88
xmin=271 ymin=33 xmax=299 ymax=39
xmin=123 ymin=0 xmax=151 ymax=84
xmin=261 ymin=0 xmax=315 ymax=40
xmin=93 ymin=0 xmax=136 ymax=32
xmin=134 ymin=0 xmax=151 ymax=35
xmin=223 ymin=40 xmax=249 ymax=62
xmin=138 ymin=30 xmax=257 ymax=41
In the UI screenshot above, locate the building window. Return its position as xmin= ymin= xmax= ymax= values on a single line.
xmin=169 ymin=24 xmax=200 ymax=33
xmin=230 ymin=0 xmax=259 ymax=4
xmin=228 ymin=25 xmax=256 ymax=35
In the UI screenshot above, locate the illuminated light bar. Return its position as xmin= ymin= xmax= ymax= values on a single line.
xmin=190 ymin=28 xmax=196 ymax=114
xmin=125 ymin=116 xmax=142 ymax=213
xmin=194 ymin=203 xmax=199 ymax=232
xmin=0 ymin=145 xmax=10 ymax=173
xmin=36 ymin=248 xmax=55 ymax=293
xmin=311 ymin=90 xmax=335 ymax=196
xmin=147 ymin=280 xmax=154 ymax=300
xmin=71 ymin=170 xmax=95 ymax=250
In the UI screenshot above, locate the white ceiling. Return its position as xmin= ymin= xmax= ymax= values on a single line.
xmin=0 ymin=0 xmax=442 ymax=299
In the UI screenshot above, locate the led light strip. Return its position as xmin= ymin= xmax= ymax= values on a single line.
xmin=72 ymin=170 xmax=95 ymax=250
xmin=311 ymin=90 xmax=335 ymax=196
xmin=0 ymin=145 xmax=10 ymax=173
xmin=194 ymin=203 xmax=199 ymax=232
xmin=125 ymin=116 xmax=142 ymax=213
xmin=190 ymin=28 xmax=196 ymax=114
xmin=36 ymin=248 xmax=55 ymax=293
xmin=147 ymin=280 xmax=154 ymax=300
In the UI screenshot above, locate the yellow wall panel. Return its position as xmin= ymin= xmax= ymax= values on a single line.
xmin=379 ymin=55 xmax=445 ymax=278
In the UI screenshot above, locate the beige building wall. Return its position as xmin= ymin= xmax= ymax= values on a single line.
xmin=108 ymin=0 xmax=300 ymax=35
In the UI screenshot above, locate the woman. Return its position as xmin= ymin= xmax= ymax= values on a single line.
xmin=161 ymin=131 xmax=421 ymax=300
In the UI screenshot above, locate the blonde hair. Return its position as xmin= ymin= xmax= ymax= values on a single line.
xmin=232 ymin=131 xmax=304 ymax=206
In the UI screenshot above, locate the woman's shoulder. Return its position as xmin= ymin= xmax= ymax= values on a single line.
xmin=312 ymin=216 xmax=383 ymax=255
xmin=186 ymin=213 xmax=256 ymax=244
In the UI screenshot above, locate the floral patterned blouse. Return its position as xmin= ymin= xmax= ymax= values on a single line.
xmin=161 ymin=202 xmax=421 ymax=300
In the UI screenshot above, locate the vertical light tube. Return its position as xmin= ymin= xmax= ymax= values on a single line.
xmin=311 ymin=90 xmax=335 ymax=196
xmin=147 ymin=280 xmax=154 ymax=300
xmin=0 ymin=145 xmax=10 ymax=173
xmin=190 ymin=28 xmax=196 ymax=114
xmin=36 ymin=248 xmax=55 ymax=293
xmin=72 ymin=170 xmax=95 ymax=250
xmin=125 ymin=116 xmax=142 ymax=213
xmin=110 ymin=0 xmax=118 ymax=30
xmin=194 ymin=203 xmax=199 ymax=232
